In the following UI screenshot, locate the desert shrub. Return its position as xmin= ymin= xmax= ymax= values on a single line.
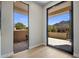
xmin=15 ymin=22 xmax=26 ymax=29
xmin=51 ymin=28 xmax=57 ymax=32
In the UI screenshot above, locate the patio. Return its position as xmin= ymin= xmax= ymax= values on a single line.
xmin=48 ymin=37 xmax=72 ymax=53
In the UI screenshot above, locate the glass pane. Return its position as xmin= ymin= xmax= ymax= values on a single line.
xmin=48 ymin=2 xmax=72 ymax=53
xmin=13 ymin=2 xmax=29 ymax=53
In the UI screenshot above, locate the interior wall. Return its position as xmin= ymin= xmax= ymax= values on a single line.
xmin=1 ymin=2 xmax=13 ymax=57
xmin=23 ymin=1 xmax=43 ymax=49
xmin=73 ymin=2 xmax=79 ymax=57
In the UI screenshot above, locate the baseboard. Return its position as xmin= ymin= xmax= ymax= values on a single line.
xmin=74 ymin=52 xmax=79 ymax=58
xmin=42 ymin=43 xmax=46 ymax=46
xmin=1 ymin=51 xmax=14 ymax=58
xmin=29 ymin=43 xmax=44 ymax=49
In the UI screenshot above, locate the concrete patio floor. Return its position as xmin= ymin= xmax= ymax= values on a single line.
xmin=48 ymin=37 xmax=72 ymax=53
xmin=14 ymin=40 xmax=29 ymax=53
xmin=48 ymin=37 xmax=71 ymax=46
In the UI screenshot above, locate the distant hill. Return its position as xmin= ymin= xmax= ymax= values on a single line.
xmin=48 ymin=20 xmax=70 ymax=28
xmin=48 ymin=20 xmax=71 ymax=32
xmin=54 ymin=21 xmax=70 ymax=26
xmin=53 ymin=21 xmax=70 ymax=28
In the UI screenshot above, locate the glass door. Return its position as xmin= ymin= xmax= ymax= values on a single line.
xmin=13 ymin=2 xmax=29 ymax=53
xmin=47 ymin=1 xmax=73 ymax=54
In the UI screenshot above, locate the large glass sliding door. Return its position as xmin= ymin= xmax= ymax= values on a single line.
xmin=47 ymin=1 xmax=73 ymax=54
xmin=13 ymin=2 xmax=29 ymax=53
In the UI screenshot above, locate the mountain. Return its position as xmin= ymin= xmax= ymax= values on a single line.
xmin=53 ymin=21 xmax=70 ymax=26
xmin=52 ymin=21 xmax=70 ymax=28
xmin=48 ymin=20 xmax=71 ymax=31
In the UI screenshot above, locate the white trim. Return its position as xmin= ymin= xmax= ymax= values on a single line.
xmin=29 ymin=43 xmax=44 ymax=49
xmin=0 ymin=31 xmax=1 ymax=57
xmin=1 ymin=51 xmax=14 ymax=58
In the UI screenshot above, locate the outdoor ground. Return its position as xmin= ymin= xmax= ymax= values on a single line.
xmin=14 ymin=40 xmax=29 ymax=53
xmin=48 ymin=37 xmax=72 ymax=53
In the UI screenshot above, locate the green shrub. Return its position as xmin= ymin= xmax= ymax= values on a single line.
xmin=15 ymin=22 xmax=26 ymax=29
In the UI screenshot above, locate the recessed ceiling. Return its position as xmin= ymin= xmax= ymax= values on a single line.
xmin=34 ymin=1 xmax=50 ymax=6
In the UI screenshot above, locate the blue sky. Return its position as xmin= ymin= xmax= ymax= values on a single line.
xmin=14 ymin=12 xmax=70 ymax=27
xmin=48 ymin=12 xmax=70 ymax=25
xmin=14 ymin=12 xmax=28 ymax=27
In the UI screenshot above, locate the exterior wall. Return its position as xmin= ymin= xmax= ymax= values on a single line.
xmin=48 ymin=32 xmax=67 ymax=39
xmin=14 ymin=30 xmax=28 ymax=42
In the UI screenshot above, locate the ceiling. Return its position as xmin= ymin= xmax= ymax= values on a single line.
xmin=14 ymin=2 xmax=28 ymax=15
xmin=34 ymin=1 xmax=50 ymax=6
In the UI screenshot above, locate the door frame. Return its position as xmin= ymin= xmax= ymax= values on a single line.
xmin=13 ymin=1 xmax=29 ymax=53
xmin=46 ymin=1 xmax=73 ymax=54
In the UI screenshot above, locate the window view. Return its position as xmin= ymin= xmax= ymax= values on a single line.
xmin=14 ymin=12 xmax=28 ymax=31
xmin=48 ymin=2 xmax=72 ymax=53
xmin=13 ymin=2 xmax=29 ymax=53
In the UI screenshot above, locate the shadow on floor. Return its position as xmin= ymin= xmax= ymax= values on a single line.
xmin=53 ymin=44 xmax=72 ymax=53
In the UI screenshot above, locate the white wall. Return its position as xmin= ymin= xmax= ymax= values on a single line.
xmin=24 ymin=2 xmax=43 ymax=49
xmin=1 ymin=2 xmax=13 ymax=57
xmin=73 ymin=2 xmax=79 ymax=57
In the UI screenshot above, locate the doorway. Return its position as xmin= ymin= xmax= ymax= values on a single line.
xmin=13 ymin=2 xmax=29 ymax=53
xmin=47 ymin=1 xmax=73 ymax=54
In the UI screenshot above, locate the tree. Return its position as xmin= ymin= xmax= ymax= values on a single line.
xmin=15 ymin=22 xmax=26 ymax=29
xmin=48 ymin=25 xmax=51 ymax=32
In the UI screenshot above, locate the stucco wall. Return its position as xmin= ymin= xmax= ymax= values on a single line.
xmin=14 ymin=30 xmax=28 ymax=42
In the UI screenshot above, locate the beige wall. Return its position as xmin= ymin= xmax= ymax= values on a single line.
xmin=14 ymin=30 xmax=28 ymax=42
xmin=48 ymin=32 xmax=67 ymax=39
